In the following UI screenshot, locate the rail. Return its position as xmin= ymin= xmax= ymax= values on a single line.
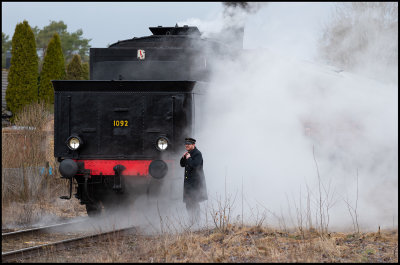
xmin=2 ymin=218 xmax=88 ymax=241
xmin=2 ymin=225 xmax=137 ymax=262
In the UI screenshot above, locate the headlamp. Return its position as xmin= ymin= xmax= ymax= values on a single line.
xmin=156 ymin=137 xmax=168 ymax=151
xmin=66 ymin=135 xmax=83 ymax=150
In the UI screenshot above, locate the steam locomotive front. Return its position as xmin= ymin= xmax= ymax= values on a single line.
xmin=53 ymin=25 xmax=218 ymax=215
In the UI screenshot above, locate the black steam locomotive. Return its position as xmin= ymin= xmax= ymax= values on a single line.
xmin=52 ymin=25 xmax=235 ymax=216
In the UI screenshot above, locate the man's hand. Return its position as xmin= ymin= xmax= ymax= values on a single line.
xmin=185 ymin=152 xmax=191 ymax=159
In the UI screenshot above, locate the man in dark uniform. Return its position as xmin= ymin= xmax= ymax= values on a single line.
xmin=180 ymin=137 xmax=207 ymax=220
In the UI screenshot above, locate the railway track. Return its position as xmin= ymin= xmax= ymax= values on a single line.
xmin=2 ymin=219 xmax=137 ymax=262
xmin=2 ymin=218 xmax=88 ymax=241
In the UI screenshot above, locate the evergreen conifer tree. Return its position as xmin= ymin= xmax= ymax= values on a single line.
xmin=81 ymin=62 xmax=90 ymax=80
xmin=66 ymin=54 xmax=83 ymax=80
xmin=39 ymin=33 xmax=66 ymax=104
xmin=6 ymin=20 xmax=39 ymax=115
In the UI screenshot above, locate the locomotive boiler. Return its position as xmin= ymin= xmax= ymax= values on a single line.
xmin=52 ymin=25 xmax=233 ymax=216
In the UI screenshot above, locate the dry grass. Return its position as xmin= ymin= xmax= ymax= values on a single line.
xmin=2 ymin=101 xmax=87 ymax=227
xmin=23 ymin=224 xmax=398 ymax=263
xmin=125 ymin=225 xmax=397 ymax=263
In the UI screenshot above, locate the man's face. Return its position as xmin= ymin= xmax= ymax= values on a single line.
xmin=185 ymin=144 xmax=195 ymax=151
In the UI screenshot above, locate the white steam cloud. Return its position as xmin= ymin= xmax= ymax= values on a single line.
xmin=55 ymin=3 xmax=396 ymax=234
xmin=180 ymin=3 xmax=398 ymax=231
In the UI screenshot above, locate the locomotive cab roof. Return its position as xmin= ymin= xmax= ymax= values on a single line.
xmin=149 ymin=25 xmax=201 ymax=36
xmin=108 ymin=25 xmax=203 ymax=48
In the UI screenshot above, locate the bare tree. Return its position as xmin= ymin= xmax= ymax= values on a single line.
xmin=343 ymin=168 xmax=360 ymax=234
xmin=312 ymin=145 xmax=338 ymax=235
xmin=318 ymin=2 xmax=398 ymax=83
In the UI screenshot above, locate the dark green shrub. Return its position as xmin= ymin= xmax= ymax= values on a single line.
xmin=6 ymin=20 xmax=39 ymax=115
xmin=66 ymin=54 xmax=83 ymax=80
xmin=39 ymin=33 xmax=66 ymax=104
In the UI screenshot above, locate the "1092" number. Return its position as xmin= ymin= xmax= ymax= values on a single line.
xmin=113 ymin=120 xmax=128 ymax=126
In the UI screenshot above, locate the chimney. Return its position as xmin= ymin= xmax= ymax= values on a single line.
xmin=220 ymin=2 xmax=265 ymax=50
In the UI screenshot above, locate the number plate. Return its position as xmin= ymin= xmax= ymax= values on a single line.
xmin=113 ymin=120 xmax=129 ymax=127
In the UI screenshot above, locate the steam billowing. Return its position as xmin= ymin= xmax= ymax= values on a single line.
xmin=180 ymin=3 xmax=398 ymax=231
xmin=84 ymin=3 xmax=397 ymax=234
xmin=318 ymin=2 xmax=398 ymax=85
xmin=217 ymin=2 xmax=267 ymax=49
xmin=47 ymin=3 xmax=396 ymax=234
xmin=222 ymin=2 xmax=265 ymax=15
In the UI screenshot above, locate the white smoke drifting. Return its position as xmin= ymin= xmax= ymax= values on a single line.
xmin=318 ymin=2 xmax=398 ymax=85
xmin=181 ymin=3 xmax=398 ymax=231
xmin=57 ymin=3 xmax=396 ymax=234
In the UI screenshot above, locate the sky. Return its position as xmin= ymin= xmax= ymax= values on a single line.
xmin=2 ymin=2 xmax=336 ymax=61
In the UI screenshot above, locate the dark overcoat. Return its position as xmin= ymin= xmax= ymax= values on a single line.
xmin=180 ymin=147 xmax=207 ymax=203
